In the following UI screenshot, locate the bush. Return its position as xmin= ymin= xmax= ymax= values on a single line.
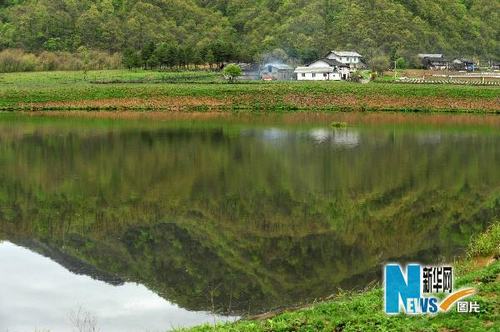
xmin=0 ymin=48 xmax=122 ymax=73
xmin=223 ymin=64 xmax=242 ymax=82
xmin=0 ymin=49 xmax=37 ymax=72
xmin=370 ymin=55 xmax=390 ymax=75
xmin=468 ymin=221 xmax=500 ymax=258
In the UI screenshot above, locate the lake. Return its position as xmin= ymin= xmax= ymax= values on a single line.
xmin=0 ymin=112 xmax=499 ymax=332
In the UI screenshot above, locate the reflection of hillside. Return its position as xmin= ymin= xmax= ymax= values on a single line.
xmin=0 ymin=122 xmax=498 ymax=315
xmin=11 ymin=238 xmax=125 ymax=286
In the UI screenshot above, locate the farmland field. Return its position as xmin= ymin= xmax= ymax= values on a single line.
xmin=1 ymin=70 xmax=499 ymax=113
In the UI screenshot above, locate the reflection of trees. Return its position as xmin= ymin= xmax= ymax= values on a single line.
xmin=0 ymin=123 xmax=498 ymax=314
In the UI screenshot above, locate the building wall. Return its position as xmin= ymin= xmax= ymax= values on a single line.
xmin=327 ymin=54 xmax=360 ymax=65
xmin=339 ymin=67 xmax=351 ymax=80
xmin=297 ymin=72 xmax=341 ymax=81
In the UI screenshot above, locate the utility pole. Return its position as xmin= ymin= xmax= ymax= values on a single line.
xmin=394 ymin=60 xmax=397 ymax=81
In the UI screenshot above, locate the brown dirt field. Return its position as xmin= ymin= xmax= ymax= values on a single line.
xmin=283 ymin=94 xmax=500 ymax=111
xmin=21 ymin=96 xmax=226 ymax=110
xmin=18 ymin=93 xmax=500 ymax=112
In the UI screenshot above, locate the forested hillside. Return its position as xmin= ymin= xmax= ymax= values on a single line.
xmin=0 ymin=0 xmax=498 ymax=65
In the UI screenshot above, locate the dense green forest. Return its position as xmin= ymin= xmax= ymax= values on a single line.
xmin=0 ymin=0 xmax=498 ymax=68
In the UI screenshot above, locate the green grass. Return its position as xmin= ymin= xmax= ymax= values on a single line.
xmin=0 ymin=69 xmax=221 ymax=87
xmin=466 ymin=222 xmax=500 ymax=259
xmin=0 ymin=70 xmax=499 ymax=112
xmin=183 ymin=221 xmax=500 ymax=332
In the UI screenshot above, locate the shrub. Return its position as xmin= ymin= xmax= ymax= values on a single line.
xmin=370 ymin=55 xmax=390 ymax=75
xmin=0 ymin=48 xmax=123 ymax=73
xmin=223 ymin=64 xmax=242 ymax=82
xmin=0 ymin=49 xmax=37 ymax=72
xmin=468 ymin=221 xmax=500 ymax=258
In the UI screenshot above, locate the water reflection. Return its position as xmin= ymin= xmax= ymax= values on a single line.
xmin=0 ymin=241 xmax=235 ymax=332
xmin=0 ymin=115 xmax=498 ymax=330
xmin=309 ymin=128 xmax=360 ymax=147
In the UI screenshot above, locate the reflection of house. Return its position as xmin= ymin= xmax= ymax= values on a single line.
xmin=309 ymin=129 xmax=360 ymax=147
xmin=452 ymin=59 xmax=476 ymax=71
xmin=418 ymin=54 xmax=449 ymax=70
xmin=261 ymin=63 xmax=294 ymax=80
xmin=295 ymin=58 xmax=350 ymax=81
xmin=326 ymin=51 xmax=363 ymax=69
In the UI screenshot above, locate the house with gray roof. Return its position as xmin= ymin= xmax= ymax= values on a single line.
xmin=326 ymin=51 xmax=363 ymax=69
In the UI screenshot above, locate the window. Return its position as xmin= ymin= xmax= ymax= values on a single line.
xmin=312 ymin=73 xmax=316 ymax=78
xmin=301 ymin=73 xmax=306 ymax=77
xmin=323 ymin=73 xmax=328 ymax=77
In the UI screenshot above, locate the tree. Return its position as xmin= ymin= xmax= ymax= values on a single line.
xmin=165 ymin=44 xmax=179 ymax=68
xmin=0 ymin=0 xmax=498 ymax=67
xmin=153 ymin=43 xmax=169 ymax=69
xmin=123 ymin=48 xmax=142 ymax=69
xmin=396 ymin=57 xmax=408 ymax=70
xmin=370 ymin=55 xmax=390 ymax=75
xmin=202 ymin=47 xmax=215 ymax=69
xmin=146 ymin=53 xmax=160 ymax=69
xmin=77 ymin=46 xmax=90 ymax=80
xmin=222 ymin=64 xmax=242 ymax=83
xmin=142 ymin=41 xmax=156 ymax=69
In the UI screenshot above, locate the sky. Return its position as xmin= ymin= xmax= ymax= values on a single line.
xmin=0 ymin=241 xmax=236 ymax=332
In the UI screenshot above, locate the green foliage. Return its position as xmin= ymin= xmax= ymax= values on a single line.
xmin=122 ymin=48 xmax=141 ymax=69
xmin=396 ymin=57 xmax=408 ymax=69
xmin=370 ymin=55 xmax=391 ymax=75
xmin=184 ymin=224 xmax=500 ymax=331
xmin=467 ymin=221 xmax=500 ymax=258
xmin=0 ymin=49 xmax=121 ymax=72
xmin=0 ymin=0 xmax=498 ymax=68
xmin=187 ymin=263 xmax=500 ymax=331
xmin=222 ymin=64 xmax=242 ymax=82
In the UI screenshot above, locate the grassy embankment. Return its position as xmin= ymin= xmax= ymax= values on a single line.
xmin=0 ymin=70 xmax=499 ymax=113
xmin=185 ymin=222 xmax=500 ymax=332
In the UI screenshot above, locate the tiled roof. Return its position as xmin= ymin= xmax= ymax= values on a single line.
xmin=330 ymin=51 xmax=362 ymax=57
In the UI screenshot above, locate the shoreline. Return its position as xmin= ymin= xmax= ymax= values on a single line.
xmin=2 ymin=110 xmax=500 ymax=128
xmin=184 ymin=222 xmax=499 ymax=331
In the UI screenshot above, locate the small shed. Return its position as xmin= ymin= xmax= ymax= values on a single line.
xmin=419 ymin=54 xmax=449 ymax=70
xmin=261 ymin=63 xmax=294 ymax=81
xmin=238 ymin=63 xmax=261 ymax=80
xmin=452 ymin=59 xmax=477 ymax=72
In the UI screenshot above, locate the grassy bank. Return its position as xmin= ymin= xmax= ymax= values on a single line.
xmin=185 ymin=222 xmax=500 ymax=332
xmin=0 ymin=70 xmax=499 ymax=113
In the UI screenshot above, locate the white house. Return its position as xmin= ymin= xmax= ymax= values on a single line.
xmin=295 ymin=58 xmax=350 ymax=81
xmin=326 ymin=51 xmax=363 ymax=69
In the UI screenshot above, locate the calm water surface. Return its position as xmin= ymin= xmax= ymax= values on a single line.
xmin=0 ymin=113 xmax=499 ymax=331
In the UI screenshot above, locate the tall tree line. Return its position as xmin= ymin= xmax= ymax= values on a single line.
xmin=0 ymin=0 xmax=498 ymax=67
